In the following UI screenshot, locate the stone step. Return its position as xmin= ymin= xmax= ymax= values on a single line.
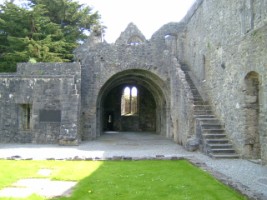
xmin=202 ymin=129 xmax=225 ymax=134
xmin=202 ymin=133 xmax=227 ymax=139
xmin=192 ymin=99 xmax=204 ymax=103
xmin=209 ymin=153 xmax=239 ymax=159
xmin=193 ymin=101 xmax=206 ymax=105
xmin=194 ymin=115 xmax=216 ymax=119
xmin=191 ymin=94 xmax=202 ymax=98
xmin=198 ymin=118 xmax=221 ymax=124
xmin=191 ymin=88 xmax=200 ymax=92
xmin=194 ymin=110 xmax=213 ymax=115
xmin=192 ymin=92 xmax=201 ymax=97
xmin=205 ymin=138 xmax=229 ymax=144
xmin=187 ymin=83 xmax=195 ymax=86
xmin=210 ymin=148 xmax=236 ymax=154
xmin=192 ymin=93 xmax=202 ymax=101
xmin=188 ymin=83 xmax=195 ymax=87
xmin=186 ymin=78 xmax=193 ymax=81
xmin=181 ymin=67 xmax=239 ymax=160
xmin=191 ymin=89 xmax=200 ymax=94
xmin=191 ymin=95 xmax=201 ymax=99
xmin=201 ymin=124 xmax=224 ymax=129
xmin=185 ymin=77 xmax=192 ymax=81
xmin=182 ymin=67 xmax=189 ymax=71
xmin=193 ymin=101 xmax=209 ymax=105
xmin=186 ymin=79 xmax=194 ymax=83
xmin=193 ymin=105 xmax=213 ymax=111
xmin=207 ymin=143 xmax=233 ymax=149
xmin=189 ymin=86 xmax=198 ymax=90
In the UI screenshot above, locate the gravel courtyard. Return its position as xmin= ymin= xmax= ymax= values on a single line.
xmin=0 ymin=131 xmax=266 ymax=199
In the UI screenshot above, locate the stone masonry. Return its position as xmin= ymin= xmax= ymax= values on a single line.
xmin=0 ymin=63 xmax=81 ymax=145
xmin=0 ymin=0 xmax=266 ymax=163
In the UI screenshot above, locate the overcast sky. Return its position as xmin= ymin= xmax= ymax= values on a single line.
xmin=85 ymin=0 xmax=196 ymax=43
xmin=0 ymin=0 xmax=196 ymax=43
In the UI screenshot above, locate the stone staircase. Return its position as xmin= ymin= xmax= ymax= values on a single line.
xmin=182 ymin=66 xmax=239 ymax=159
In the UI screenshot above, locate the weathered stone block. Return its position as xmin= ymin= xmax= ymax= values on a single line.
xmin=185 ymin=136 xmax=200 ymax=152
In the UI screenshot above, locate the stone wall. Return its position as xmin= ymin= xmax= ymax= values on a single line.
xmin=75 ymin=23 xmax=172 ymax=140
xmin=0 ymin=0 xmax=266 ymax=164
xmin=169 ymin=58 xmax=195 ymax=146
xmin=180 ymin=0 xmax=267 ymax=163
xmin=0 ymin=63 xmax=81 ymax=144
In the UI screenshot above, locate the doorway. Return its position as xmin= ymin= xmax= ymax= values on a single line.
xmin=244 ymin=71 xmax=261 ymax=159
xmin=96 ymin=69 xmax=168 ymax=137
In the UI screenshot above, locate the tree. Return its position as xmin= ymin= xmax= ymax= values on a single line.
xmin=0 ymin=0 xmax=102 ymax=72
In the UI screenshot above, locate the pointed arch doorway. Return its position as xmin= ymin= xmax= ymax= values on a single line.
xmin=96 ymin=69 xmax=169 ymax=137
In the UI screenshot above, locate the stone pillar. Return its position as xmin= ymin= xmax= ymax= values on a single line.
xmin=58 ymin=78 xmax=81 ymax=145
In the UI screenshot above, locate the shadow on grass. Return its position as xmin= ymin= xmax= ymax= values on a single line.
xmin=51 ymin=160 xmax=247 ymax=200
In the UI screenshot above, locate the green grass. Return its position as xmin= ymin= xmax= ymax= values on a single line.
xmin=0 ymin=160 xmax=247 ymax=200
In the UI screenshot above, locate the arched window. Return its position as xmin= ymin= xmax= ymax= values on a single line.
xmin=121 ymin=86 xmax=138 ymax=116
xmin=127 ymin=36 xmax=143 ymax=46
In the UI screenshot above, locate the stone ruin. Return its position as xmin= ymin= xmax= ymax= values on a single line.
xmin=0 ymin=0 xmax=266 ymax=164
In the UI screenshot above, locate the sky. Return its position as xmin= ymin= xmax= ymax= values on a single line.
xmin=0 ymin=0 xmax=196 ymax=43
xmin=85 ymin=0 xmax=196 ymax=43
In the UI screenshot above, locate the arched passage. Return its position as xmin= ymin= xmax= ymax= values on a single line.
xmin=96 ymin=69 xmax=169 ymax=137
xmin=244 ymin=71 xmax=261 ymax=159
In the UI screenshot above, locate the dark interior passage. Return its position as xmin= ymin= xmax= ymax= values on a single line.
xmin=103 ymin=84 xmax=156 ymax=132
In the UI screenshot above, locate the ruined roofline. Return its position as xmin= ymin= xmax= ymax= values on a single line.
xmin=119 ymin=1 xmax=203 ymax=41
xmin=150 ymin=22 xmax=186 ymax=40
xmin=180 ymin=0 xmax=204 ymax=24
xmin=75 ymin=0 xmax=202 ymax=46
xmin=149 ymin=0 xmax=203 ymax=39
xmin=114 ymin=1 xmax=203 ymax=42
xmin=115 ymin=22 xmax=147 ymax=45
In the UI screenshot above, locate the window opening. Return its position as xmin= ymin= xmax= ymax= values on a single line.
xmin=127 ymin=36 xmax=143 ymax=46
xmin=121 ymin=86 xmax=138 ymax=116
xmin=20 ymin=104 xmax=32 ymax=130
xmin=108 ymin=114 xmax=112 ymax=123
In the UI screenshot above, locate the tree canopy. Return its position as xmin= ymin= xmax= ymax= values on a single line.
xmin=0 ymin=0 xmax=102 ymax=72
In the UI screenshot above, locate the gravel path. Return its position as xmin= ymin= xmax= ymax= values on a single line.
xmin=0 ymin=131 xmax=266 ymax=199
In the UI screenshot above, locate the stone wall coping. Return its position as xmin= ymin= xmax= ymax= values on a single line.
xmin=16 ymin=62 xmax=81 ymax=76
xmin=0 ymin=75 xmax=77 ymax=79
xmin=181 ymin=0 xmax=204 ymax=24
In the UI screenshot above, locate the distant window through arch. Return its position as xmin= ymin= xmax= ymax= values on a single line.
xmin=121 ymin=86 xmax=138 ymax=116
xmin=127 ymin=36 xmax=143 ymax=46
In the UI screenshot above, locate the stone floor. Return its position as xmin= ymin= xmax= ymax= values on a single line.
xmin=0 ymin=131 xmax=266 ymax=199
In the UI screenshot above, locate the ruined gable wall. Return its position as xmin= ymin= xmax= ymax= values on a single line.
xmin=75 ymin=29 xmax=174 ymax=139
xmin=0 ymin=63 xmax=81 ymax=144
xmin=181 ymin=0 xmax=267 ymax=162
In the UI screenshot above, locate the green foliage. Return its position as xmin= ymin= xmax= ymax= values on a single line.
xmin=0 ymin=160 xmax=247 ymax=200
xmin=0 ymin=0 xmax=102 ymax=72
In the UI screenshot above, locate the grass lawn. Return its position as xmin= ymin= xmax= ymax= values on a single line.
xmin=0 ymin=160 xmax=247 ymax=200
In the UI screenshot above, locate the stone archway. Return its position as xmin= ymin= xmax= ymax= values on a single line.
xmin=96 ymin=69 xmax=169 ymax=137
xmin=244 ymin=71 xmax=261 ymax=159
